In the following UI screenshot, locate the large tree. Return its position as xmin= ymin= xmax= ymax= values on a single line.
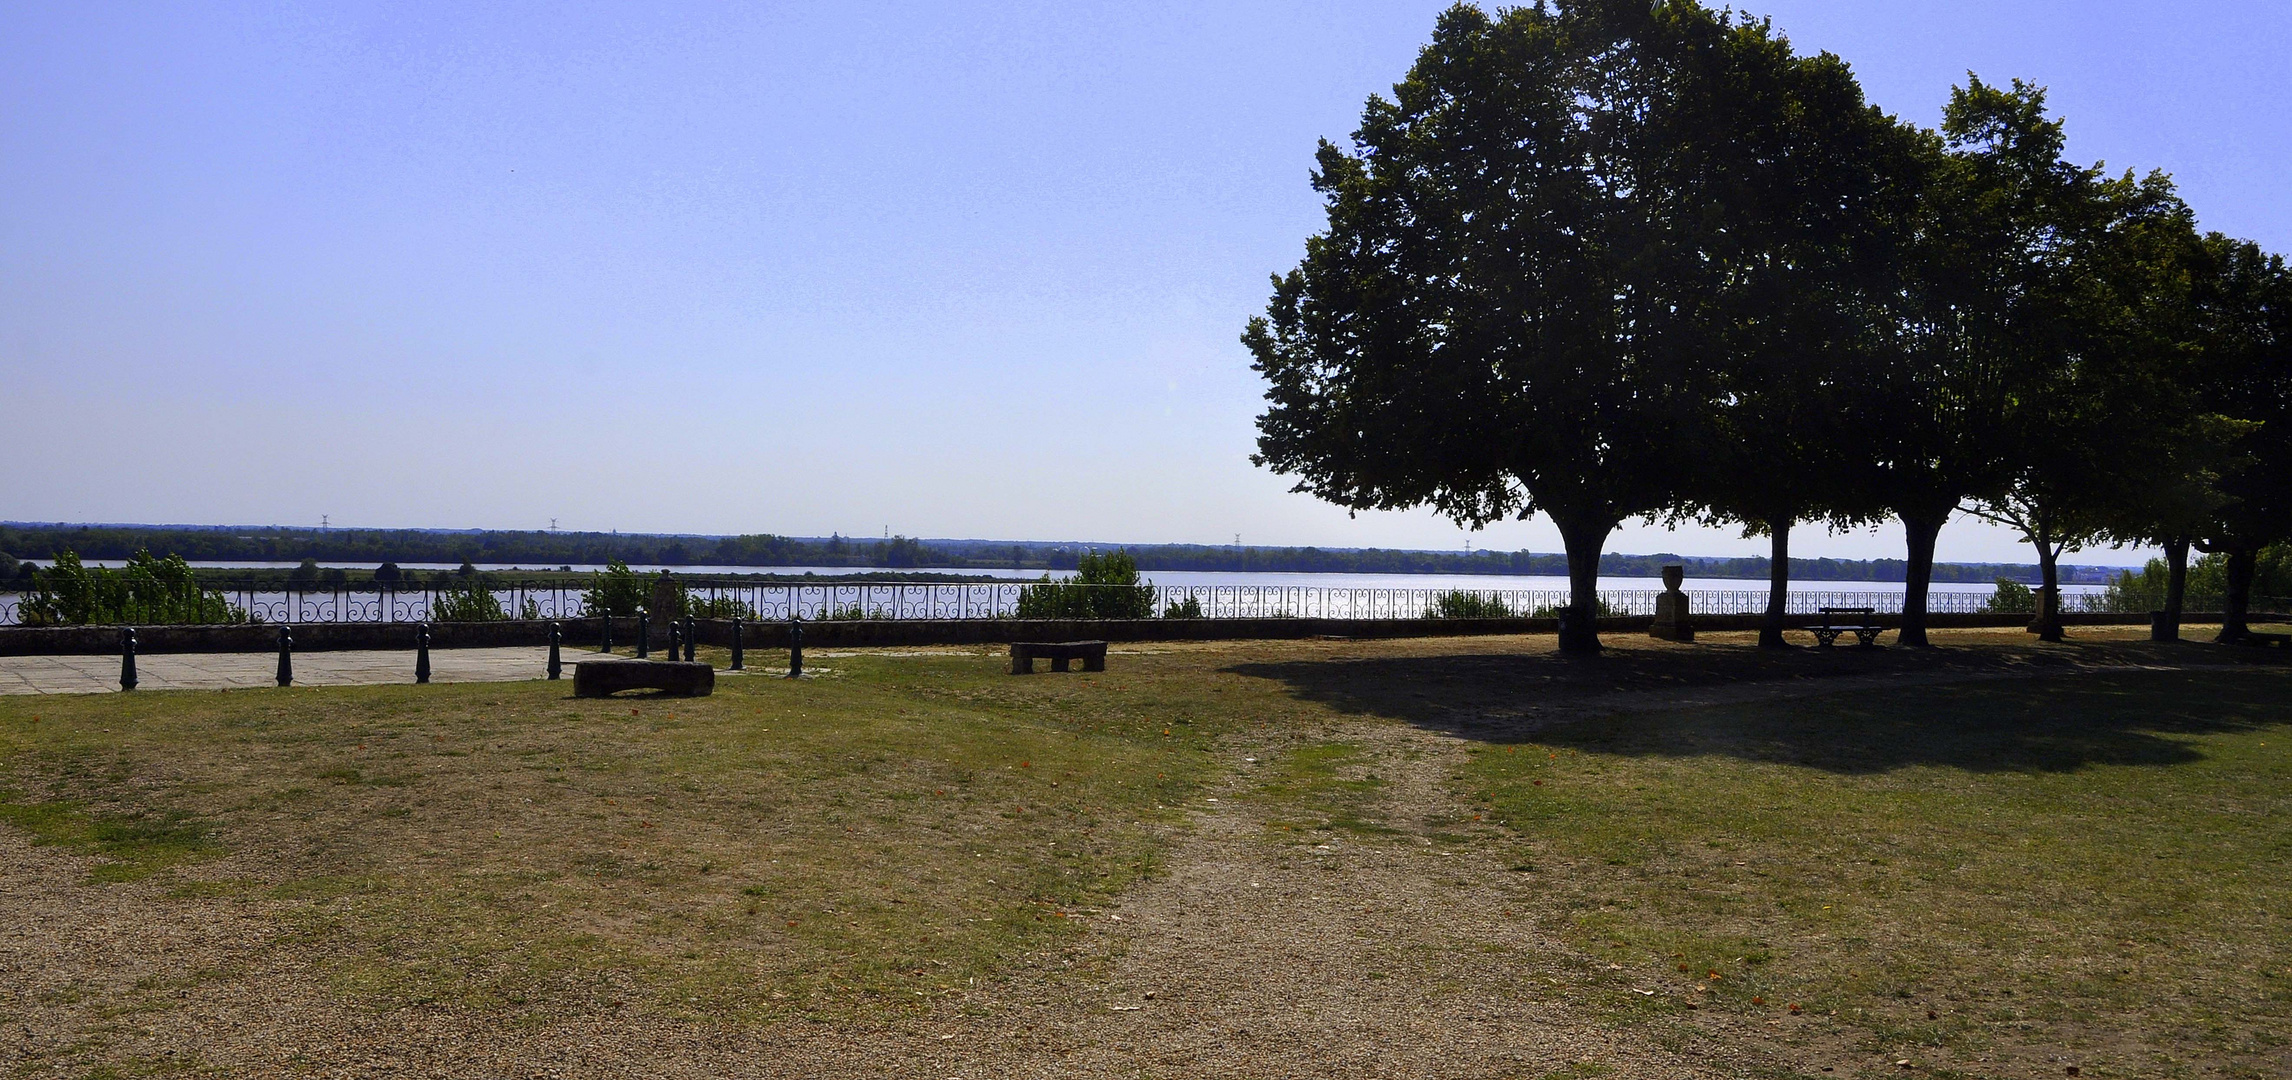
xmin=1964 ymin=162 xmax=2200 ymax=641
xmin=2190 ymin=236 xmax=2292 ymax=641
xmin=1248 ymin=1 xmax=1881 ymax=652
xmin=1868 ymin=78 xmax=2096 ymax=646
xmin=1683 ymin=43 xmax=1924 ymax=647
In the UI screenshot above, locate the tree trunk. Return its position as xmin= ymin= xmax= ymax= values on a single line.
xmin=1555 ymin=515 xmax=1614 ymax=654
xmin=2218 ymin=545 xmax=2256 ymax=643
xmin=1897 ymin=508 xmax=1947 ymax=647
xmin=2161 ymin=536 xmax=2189 ymax=641
xmin=2031 ymin=541 xmax=2063 ymax=642
xmin=1761 ymin=519 xmax=1792 ymax=649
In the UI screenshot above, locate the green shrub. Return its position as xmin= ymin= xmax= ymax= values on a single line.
xmin=1426 ymin=590 xmax=1515 ymax=619
xmin=2091 ymin=546 xmax=2292 ymax=613
xmin=430 ymin=579 xmax=508 ymax=622
xmin=1529 ymin=597 xmax=1624 ymax=619
xmin=1162 ymin=595 xmax=1205 ymax=619
xmin=19 ymin=550 xmax=243 ymax=626
xmin=1981 ymin=578 xmax=2036 ymax=614
xmin=1016 ymin=552 xmax=1158 ymax=620
xmin=686 ymin=594 xmax=759 ymax=620
xmin=581 ymin=559 xmax=650 ymax=618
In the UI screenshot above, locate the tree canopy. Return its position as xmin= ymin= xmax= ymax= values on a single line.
xmin=1252 ymin=1 xmax=2292 ymax=646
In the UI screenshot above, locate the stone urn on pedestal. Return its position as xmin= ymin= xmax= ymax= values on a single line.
xmin=1649 ymin=565 xmax=1694 ymax=642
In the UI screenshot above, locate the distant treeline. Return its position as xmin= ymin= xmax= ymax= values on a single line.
xmin=0 ymin=522 xmax=2118 ymax=584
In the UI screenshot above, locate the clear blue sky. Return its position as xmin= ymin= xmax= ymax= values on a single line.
xmin=4 ymin=1 xmax=2284 ymax=564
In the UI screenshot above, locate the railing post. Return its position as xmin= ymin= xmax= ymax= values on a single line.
xmin=416 ymin=623 xmax=431 ymax=684
xmin=667 ymin=619 xmax=682 ymax=663
xmin=275 ymin=625 xmax=294 ymax=688
xmin=547 ymin=622 xmax=562 ymax=680
xmin=730 ymin=617 xmax=744 ymax=670
xmin=599 ymin=609 xmax=613 ymax=652
xmin=683 ymin=615 xmax=696 ymax=661
xmin=636 ymin=609 xmax=649 ymax=658
xmin=119 ymin=627 xmax=138 ymax=691
xmin=787 ymin=617 xmax=803 ymax=678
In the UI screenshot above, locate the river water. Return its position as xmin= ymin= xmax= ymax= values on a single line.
xmin=0 ymin=560 xmax=2111 ymax=626
xmin=64 ymin=560 xmax=2102 ymax=596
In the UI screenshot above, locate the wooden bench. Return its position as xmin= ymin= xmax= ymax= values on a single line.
xmin=1010 ymin=640 xmax=1108 ymax=675
xmin=1812 ymin=607 xmax=1883 ymax=648
xmin=573 ymin=659 xmax=715 ymax=697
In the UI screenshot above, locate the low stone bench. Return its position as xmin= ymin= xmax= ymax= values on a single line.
xmin=573 ymin=659 xmax=715 ymax=698
xmin=1010 ymin=640 xmax=1107 ymax=675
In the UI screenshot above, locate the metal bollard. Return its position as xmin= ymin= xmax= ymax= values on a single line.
xmin=599 ymin=611 xmax=613 ymax=653
xmin=729 ymin=618 xmax=744 ymax=670
xmin=120 ymin=627 xmax=138 ymax=691
xmin=787 ymin=617 xmax=803 ymax=679
xmin=276 ymin=625 xmax=294 ymax=687
xmin=668 ymin=620 xmax=683 ymax=663
xmin=416 ymin=623 xmax=431 ymax=684
xmin=636 ymin=609 xmax=650 ymax=658
xmin=547 ymin=622 xmax=562 ymax=679
xmin=683 ymin=616 xmax=697 ymax=662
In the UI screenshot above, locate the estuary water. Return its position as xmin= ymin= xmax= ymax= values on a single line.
xmin=69 ymin=560 xmax=2102 ymax=596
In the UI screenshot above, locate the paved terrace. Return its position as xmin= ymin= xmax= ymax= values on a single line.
xmin=0 ymin=647 xmax=579 ymax=695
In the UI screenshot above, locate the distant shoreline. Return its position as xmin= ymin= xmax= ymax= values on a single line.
xmin=0 ymin=522 xmax=2140 ymax=585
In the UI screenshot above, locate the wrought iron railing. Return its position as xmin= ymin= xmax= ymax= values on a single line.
xmin=0 ymin=577 xmax=2048 ymax=626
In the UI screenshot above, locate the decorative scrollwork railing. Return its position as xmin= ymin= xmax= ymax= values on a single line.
xmin=0 ymin=576 xmax=2048 ymax=626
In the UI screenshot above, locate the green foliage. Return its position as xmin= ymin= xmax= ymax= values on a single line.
xmin=1981 ymin=578 xmax=2036 ymax=614
xmin=1529 ymin=597 xmax=1625 ymax=619
xmin=430 ymin=577 xmax=508 ymax=622
xmin=580 ymin=559 xmax=649 ymax=618
xmin=1015 ymin=551 xmax=1157 ymax=620
xmin=19 ymin=550 xmax=243 ymax=626
xmin=2092 ymin=547 xmax=2292 ymax=613
xmin=1161 ymin=595 xmax=1205 ymax=620
xmin=1425 ymin=590 xmax=1515 ymax=619
xmin=1246 ymin=3 xmax=1912 ymax=650
xmin=686 ymin=593 xmax=758 ymax=620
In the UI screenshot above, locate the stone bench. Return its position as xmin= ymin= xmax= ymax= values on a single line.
xmin=1812 ymin=607 xmax=1882 ymax=648
xmin=1010 ymin=640 xmax=1107 ymax=675
xmin=573 ymin=659 xmax=715 ymax=698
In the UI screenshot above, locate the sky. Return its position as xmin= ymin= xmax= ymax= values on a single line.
xmin=3 ymin=1 xmax=2285 ymax=565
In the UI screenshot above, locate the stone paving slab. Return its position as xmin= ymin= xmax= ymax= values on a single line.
xmin=0 ymin=647 xmax=584 ymax=695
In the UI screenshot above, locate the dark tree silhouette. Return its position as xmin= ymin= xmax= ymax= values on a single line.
xmin=2191 ymin=237 xmax=2292 ymax=641
xmin=1249 ymin=1 xmax=1852 ymax=652
xmin=1868 ymin=78 xmax=2092 ymax=646
xmin=1683 ymin=38 xmax=1922 ymax=647
xmin=1956 ymin=98 xmax=2201 ymax=640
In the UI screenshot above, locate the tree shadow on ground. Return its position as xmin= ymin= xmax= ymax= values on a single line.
xmin=1227 ymin=637 xmax=2291 ymax=775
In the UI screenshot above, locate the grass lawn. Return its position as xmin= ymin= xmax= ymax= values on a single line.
xmin=1461 ymin=665 xmax=2292 ymax=1078
xmin=1 ymin=629 xmax=2286 ymax=1078
xmin=0 ymin=645 xmax=1267 ymax=1025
